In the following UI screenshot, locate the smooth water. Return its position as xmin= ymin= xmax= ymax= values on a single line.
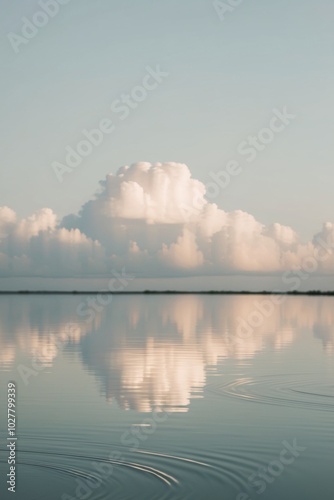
xmin=0 ymin=294 xmax=333 ymax=500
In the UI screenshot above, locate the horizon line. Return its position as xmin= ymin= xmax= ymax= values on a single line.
xmin=0 ymin=290 xmax=334 ymax=295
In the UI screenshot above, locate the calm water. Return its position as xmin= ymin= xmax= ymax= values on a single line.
xmin=0 ymin=295 xmax=333 ymax=500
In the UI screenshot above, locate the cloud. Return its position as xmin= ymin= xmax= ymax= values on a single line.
xmin=159 ymin=229 xmax=204 ymax=269
xmin=0 ymin=162 xmax=333 ymax=279
xmin=0 ymin=207 xmax=105 ymax=277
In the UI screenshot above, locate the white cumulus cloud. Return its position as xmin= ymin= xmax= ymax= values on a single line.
xmin=0 ymin=162 xmax=333 ymax=279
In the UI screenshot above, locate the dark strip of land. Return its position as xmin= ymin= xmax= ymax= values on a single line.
xmin=0 ymin=291 xmax=333 ymax=295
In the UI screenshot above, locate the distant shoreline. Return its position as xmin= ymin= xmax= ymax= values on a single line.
xmin=0 ymin=290 xmax=334 ymax=296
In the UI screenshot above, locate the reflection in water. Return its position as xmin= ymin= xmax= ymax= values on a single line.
xmin=0 ymin=295 xmax=333 ymax=412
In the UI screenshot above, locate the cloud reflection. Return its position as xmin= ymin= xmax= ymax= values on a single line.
xmin=0 ymin=295 xmax=333 ymax=410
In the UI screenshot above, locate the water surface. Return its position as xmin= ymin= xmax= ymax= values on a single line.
xmin=0 ymin=295 xmax=333 ymax=499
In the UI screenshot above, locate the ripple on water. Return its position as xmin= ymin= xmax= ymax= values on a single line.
xmin=207 ymin=374 xmax=334 ymax=412
xmin=1 ymin=445 xmax=258 ymax=500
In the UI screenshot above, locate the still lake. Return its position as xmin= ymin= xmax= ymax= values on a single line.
xmin=0 ymin=294 xmax=333 ymax=499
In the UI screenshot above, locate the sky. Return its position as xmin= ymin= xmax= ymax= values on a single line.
xmin=0 ymin=0 xmax=333 ymax=289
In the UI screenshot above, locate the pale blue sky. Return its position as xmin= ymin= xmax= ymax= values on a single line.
xmin=1 ymin=0 xmax=333 ymax=241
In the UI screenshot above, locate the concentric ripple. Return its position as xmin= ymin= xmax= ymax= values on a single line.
xmin=207 ymin=374 xmax=334 ymax=412
xmin=0 ymin=445 xmax=256 ymax=500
